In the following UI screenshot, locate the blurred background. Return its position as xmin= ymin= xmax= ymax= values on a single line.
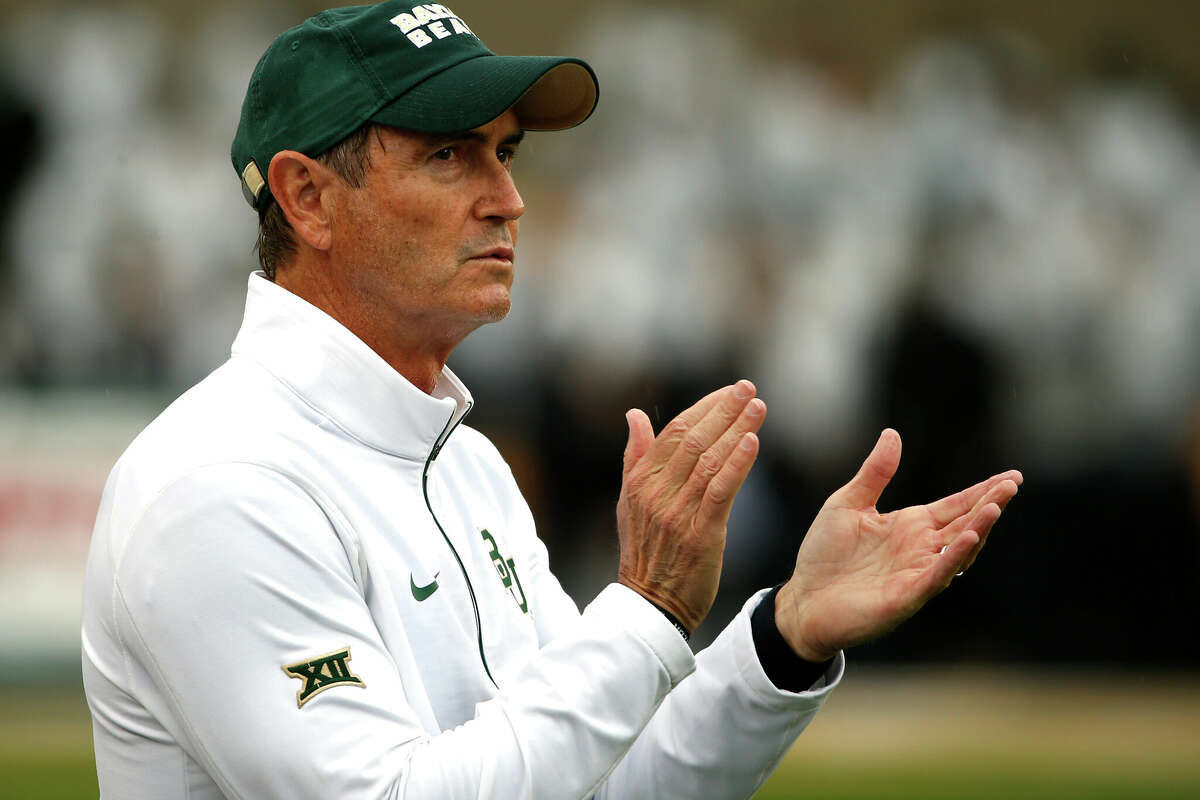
xmin=1 ymin=0 xmax=1198 ymax=797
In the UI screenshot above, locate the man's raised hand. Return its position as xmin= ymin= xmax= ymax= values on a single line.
xmin=774 ymin=428 xmax=1022 ymax=663
xmin=617 ymin=380 xmax=766 ymax=632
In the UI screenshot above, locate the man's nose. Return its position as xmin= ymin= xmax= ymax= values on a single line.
xmin=476 ymin=164 xmax=525 ymax=222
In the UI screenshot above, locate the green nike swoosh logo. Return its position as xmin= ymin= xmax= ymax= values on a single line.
xmin=410 ymin=572 xmax=440 ymax=602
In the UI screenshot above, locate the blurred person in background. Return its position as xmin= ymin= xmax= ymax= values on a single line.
xmin=79 ymin=2 xmax=1021 ymax=798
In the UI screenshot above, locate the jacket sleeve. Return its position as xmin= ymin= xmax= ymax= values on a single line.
xmin=596 ymin=591 xmax=844 ymax=800
xmin=112 ymin=462 xmax=695 ymax=800
xmin=518 ymin=513 xmax=844 ymax=800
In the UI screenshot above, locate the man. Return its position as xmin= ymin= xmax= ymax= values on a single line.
xmin=81 ymin=2 xmax=1021 ymax=798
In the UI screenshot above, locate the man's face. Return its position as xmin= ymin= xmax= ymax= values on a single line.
xmin=329 ymin=109 xmax=525 ymax=341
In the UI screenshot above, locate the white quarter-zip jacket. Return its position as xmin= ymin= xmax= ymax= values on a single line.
xmin=82 ymin=272 xmax=843 ymax=799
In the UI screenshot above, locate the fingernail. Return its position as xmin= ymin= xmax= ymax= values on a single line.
xmin=739 ymin=433 xmax=757 ymax=451
xmin=734 ymin=380 xmax=752 ymax=400
xmin=746 ymin=398 xmax=765 ymax=417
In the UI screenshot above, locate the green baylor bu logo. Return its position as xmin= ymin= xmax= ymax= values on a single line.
xmin=282 ymin=647 xmax=366 ymax=708
xmin=480 ymin=529 xmax=528 ymax=613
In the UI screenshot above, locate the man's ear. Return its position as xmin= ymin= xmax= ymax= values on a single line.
xmin=267 ymin=151 xmax=336 ymax=252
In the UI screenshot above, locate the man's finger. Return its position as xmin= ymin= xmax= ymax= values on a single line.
xmin=622 ymin=408 xmax=655 ymax=479
xmin=663 ymin=384 xmax=733 ymax=435
xmin=927 ymin=469 xmax=1023 ymax=527
xmin=656 ymin=380 xmax=756 ymax=485
xmin=936 ymin=479 xmax=1019 ymax=543
xmin=694 ymin=432 xmax=760 ymax=534
xmin=957 ymin=491 xmax=1011 ymax=570
xmin=918 ymin=529 xmax=980 ymax=599
xmin=675 ymin=397 xmax=767 ymax=511
xmin=636 ymin=384 xmax=737 ymax=474
xmin=834 ymin=429 xmax=902 ymax=510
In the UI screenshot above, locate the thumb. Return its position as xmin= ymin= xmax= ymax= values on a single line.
xmin=837 ymin=428 xmax=902 ymax=509
xmin=622 ymin=408 xmax=654 ymax=478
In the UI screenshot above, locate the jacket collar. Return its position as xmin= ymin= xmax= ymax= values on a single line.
xmin=230 ymin=272 xmax=473 ymax=461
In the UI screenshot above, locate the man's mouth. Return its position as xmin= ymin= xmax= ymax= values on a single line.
xmin=470 ymin=245 xmax=514 ymax=264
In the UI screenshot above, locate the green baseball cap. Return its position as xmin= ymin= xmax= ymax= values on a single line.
xmin=232 ymin=1 xmax=599 ymax=211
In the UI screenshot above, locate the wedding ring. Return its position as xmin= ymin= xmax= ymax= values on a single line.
xmin=940 ymin=544 xmax=964 ymax=577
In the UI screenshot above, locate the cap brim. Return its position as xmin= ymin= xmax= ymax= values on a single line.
xmin=370 ymin=55 xmax=598 ymax=133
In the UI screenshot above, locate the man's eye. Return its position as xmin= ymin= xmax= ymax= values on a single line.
xmin=433 ymin=147 xmax=455 ymax=160
xmin=498 ymin=148 xmax=518 ymax=167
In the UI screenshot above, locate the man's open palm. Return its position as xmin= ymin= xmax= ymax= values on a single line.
xmin=775 ymin=429 xmax=1022 ymax=663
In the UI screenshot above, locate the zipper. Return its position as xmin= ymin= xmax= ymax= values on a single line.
xmin=420 ymin=400 xmax=498 ymax=688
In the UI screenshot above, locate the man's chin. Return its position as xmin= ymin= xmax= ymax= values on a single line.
xmin=468 ymin=291 xmax=512 ymax=326
xmin=479 ymin=299 xmax=512 ymax=324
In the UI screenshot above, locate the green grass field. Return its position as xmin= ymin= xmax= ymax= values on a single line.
xmin=6 ymin=669 xmax=1198 ymax=799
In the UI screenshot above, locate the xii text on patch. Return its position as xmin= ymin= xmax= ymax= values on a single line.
xmin=282 ymin=647 xmax=365 ymax=708
xmin=390 ymin=4 xmax=475 ymax=49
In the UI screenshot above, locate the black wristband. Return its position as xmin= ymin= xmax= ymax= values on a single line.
xmin=651 ymin=604 xmax=691 ymax=642
xmin=750 ymin=584 xmax=834 ymax=692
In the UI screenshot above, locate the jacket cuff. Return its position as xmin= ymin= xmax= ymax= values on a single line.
xmin=735 ymin=589 xmax=843 ymax=706
xmin=750 ymin=584 xmax=835 ymax=692
xmin=584 ymin=583 xmax=696 ymax=687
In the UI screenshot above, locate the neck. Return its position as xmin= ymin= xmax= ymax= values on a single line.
xmin=274 ymin=259 xmax=460 ymax=395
